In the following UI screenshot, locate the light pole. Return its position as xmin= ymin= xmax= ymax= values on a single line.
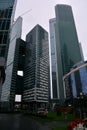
xmin=79 ymin=92 xmax=83 ymax=118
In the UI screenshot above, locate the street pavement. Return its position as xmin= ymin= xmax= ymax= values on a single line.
xmin=0 ymin=114 xmax=50 ymax=130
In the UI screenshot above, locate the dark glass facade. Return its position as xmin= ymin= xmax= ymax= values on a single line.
xmin=0 ymin=0 xmax=17 ymax=60
xmin=55 ymin=4 xmax=83 ymax=100
xmin=1 ymin=24 xmax=49 ymax=111
xmin=1 ymin=17 xmax=22 ymax=109
xmin=23 ymin=25 xmax=49 ymax=110
xmin=49 ymin=18 xmax=58 ymax=99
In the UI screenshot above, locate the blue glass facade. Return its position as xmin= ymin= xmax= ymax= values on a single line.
xmin=0 ymin=0 xmax=17 ymax=60
xmin=72 ymin=61 xmax=87 ymax=97
xmin=64 ymin=61 xmax=87 ymax=98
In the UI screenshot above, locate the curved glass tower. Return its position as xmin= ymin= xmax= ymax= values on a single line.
xmin=64 ymin=61 xmax=87 ymax=98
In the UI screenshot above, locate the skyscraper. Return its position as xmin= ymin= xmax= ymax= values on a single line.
xmin=22 ymin=24 xmax=49 ymax=111
xmin=1 ymin=17 xmax=22 ymax=109
xmin=0 ymin=0 xmax=17 ymax=61
xmin=49 ymin=18 xmax=58 ymax=99
xmin=55 ymin=4 xmax=82 ymax=100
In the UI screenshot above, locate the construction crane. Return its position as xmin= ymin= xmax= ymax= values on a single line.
xmin=19 ymin=9 xmax=32 ymax=17
xmin=14 ymin=9 xmax=32 ymax=22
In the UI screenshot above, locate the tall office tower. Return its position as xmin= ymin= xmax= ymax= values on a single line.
xmin=49 ymin=18 xmax=58 ymax=99
xmin=0 ymin=0 xmax=17 ymax=61
xmin=23 ymin=24 xmax=49 ymax=111
xmin=55 ymin=4 xmax=82 ymax=100
xmin=1 ymin=17 xmax=22 ymax=110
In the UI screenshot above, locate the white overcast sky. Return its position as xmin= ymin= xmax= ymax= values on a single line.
xmin=15 ymin=0 xmax=87 ymax=60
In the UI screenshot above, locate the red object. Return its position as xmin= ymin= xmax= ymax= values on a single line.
xmin=70 ymin=121 xmax=77 ymax=129
xmin=68 ymin=118 xmax=84 ymax=130
xmin=76 ymin=119 xmax=84 ymax=124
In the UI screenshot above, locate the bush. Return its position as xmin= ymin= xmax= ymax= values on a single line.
xmin=52 ymin=126 xmax=67 ymax=130
xmin=56 ymin=110 xmax=62 ymax=116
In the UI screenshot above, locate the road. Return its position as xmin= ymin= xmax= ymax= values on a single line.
xmin=0 ymin=114 xmax=50 ymax=130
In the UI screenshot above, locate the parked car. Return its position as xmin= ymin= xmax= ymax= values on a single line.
xmin=36 ymin=108 xmax=48 ymax=116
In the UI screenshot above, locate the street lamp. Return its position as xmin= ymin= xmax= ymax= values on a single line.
xmin=78 ymin=92 xmax=84 ymax=118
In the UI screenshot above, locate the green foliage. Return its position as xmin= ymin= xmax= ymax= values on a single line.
xmin=84 ymin=120 xmax=87 ymax=127
xmin=52 ymin=126 xmax=67 ymax=130
xmin=47 ymin=111 xmax=76 ymax=121
xmin=56 ymin=110 xmax=62 ymax=116
xmin=47 ymin=111 xmax=64 ymax=121
xmin=67 ymin=113 xmax=76 ymax=120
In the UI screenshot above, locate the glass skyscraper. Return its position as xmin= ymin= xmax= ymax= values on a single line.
xmin=49 ymin=18 xmax=58 ymax=99
xmin=55 ymin=4 xmax=83 ymax=100
xmin=23 ymin=25 xmax=49 ymax=111
xmin=0 ymin=23 xmax=49 ymax=111
xmin=0 ymin=0 xmax=17 ymax=60
xmin=1 ymin=17 xmax=22 ymax=109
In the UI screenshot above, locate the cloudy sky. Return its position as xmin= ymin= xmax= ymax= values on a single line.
xmin=15 ymin=0 xmax=87 ymax=60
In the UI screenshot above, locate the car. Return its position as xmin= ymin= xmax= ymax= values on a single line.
xmin=36 ymin=108 xmax=48 ymax=116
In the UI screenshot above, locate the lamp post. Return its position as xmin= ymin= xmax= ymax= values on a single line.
xmin=79 ymin=92 xmax=83 ymax=118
